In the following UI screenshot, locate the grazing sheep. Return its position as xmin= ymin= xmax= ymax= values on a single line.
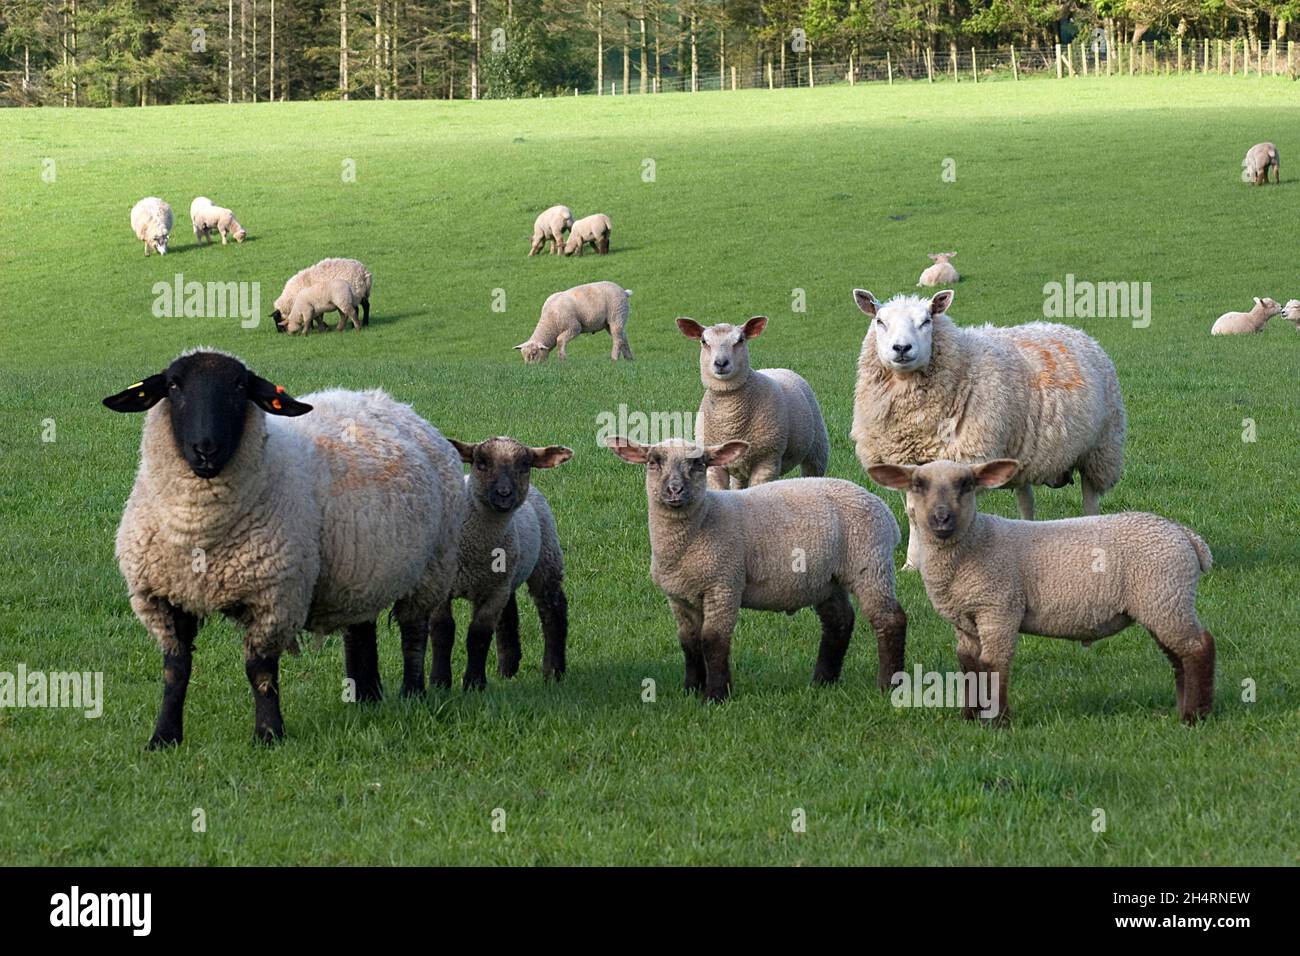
xmin=676 ymin=316 xmax=829 ymax=489
xmin=917 ymin=252 xmax=959 ymax=287
xmin=272 ymin=258 xmax=372 ymax=331
xmin=851 ymin=289 xmax=1126 ymax=570
xmin=284 ymin=279 xmax=361 ymax=334
xmin=130 ymin=197 xmax=173 ymax=256
xmin=190 ymin=196 xmax=247 ymax=245
xmin=103 ymin=349 xmax=464 ymax=746
xmin=515 ymin=281 xmax=633 ymax=363
xmin=868 ymin=459 xmax=1215 ymax=725
xmin=1281 ymin=299 xmax=1300 ymax=331
xmin=1243 ymin=142 xmax=1280 ymax=185
xmin=606 ymin=437 xmax=906 ymax=702
xmin=563 ymin=213 xmax=612 ymax=256
xmin=436 ymin=437 xmax=572 ymax=689
xmin=529 ymin=204 xmax=574 ymax=256
xmin=1210 ymin=297 xmax=1281 ymax=335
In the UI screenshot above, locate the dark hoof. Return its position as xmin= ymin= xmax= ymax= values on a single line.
xmin=429 ymin=675 xmax=452 ymax=691
xmin=253 ymin=724 xmax=285 ymax=745
xmin=400 ymin=683 xmax=426 ymax=699
xmin=542 ymin=667 xmax=564 ymax=683
xmin=462 ymin=676 xmax=487 ymax=692
xmin=147 ymin=732 xmax=181 ymax=750
xmin=498 ymin=660 xmax=521 ymax=679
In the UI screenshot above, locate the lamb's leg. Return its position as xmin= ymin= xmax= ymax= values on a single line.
xmin=1081 ymin=475 xmax=1101 ymax=516
xmin=148 ymin=604 xmax=200 ymax=749
xmin=494 ymin=592 xmax=522 ymax=678
xmin=746 ymin=459 xmax=783 ymax=486
xmin=245 ymin=651 xmax=285 ymax=744
xmin=902 ymin=512 xmax=921 ymax=572
xmin=361 ymin=297 xmax=370 ymax=326
xmin=974 ymin=616 xmax=1018 ymax=726
xmin=348 ymin=306 xmax=361 ymax=331
xmin=334 ymin=309 xmax=347 ymax=333
xmin=1015 ymin=484 xmax=1035 ymax=520
xmin=669 ymin=599 xmax=705 ymax=694
xmin=554 ymin=328 xmax=576 ymax=360
xmin=463 ymin=604 xmax=502 ymax=691
xmin=812 ymin=587 xmax=854 ymax=685
xmin=955 ymin=627 xmax=982 ymax=720
xmin=527 ymin=577 xmax=568 ymax=681
xmin=865 ymin=597 xmax=907 ymax=692
xmin=343 ymin=620 xmax=382 ymax=702
xmin=429 ymin=601 xmax=456 ymax=690
xmin=396 ymin=608 xmax=430 ymax=697
xmin=220 ymin=228 xmax=228 ymax=245
xmin=1153 ymin=626 xmax=1215 ymax=723
xmin=700 ymin=591 xmax=739 ymax=702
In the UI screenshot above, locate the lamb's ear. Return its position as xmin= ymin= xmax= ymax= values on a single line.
xmin=929 ymin=290 xmax=954 ymax=317
xmin=447 ymin=438 xmax=478 ymax=464
xmin=927 ymin=254 xmax=941 ymax=262
xmin=742 ymin=316 xmax=768 ymax=339
xmin=853 ymin=289 xmax=879 ymax=317
xmin=973 ymin=459 xmax=1019 ymax=489
xmin=676 ymin=318 xmax=704 ymax=339
xmin=604 ymin=437 xmax=648 ymax=464
xmin=514 ymin=341 xmax=547 ymax=352
xmin=530 ymin=445 xmax=573 ymax=469
xmin=102 ymin=374 xmax=167 ymax=413
xmin=705 ymin=441 xmax=749 ymax=468
xmin=866 ymin=463 xmax=915 ymax=490
xmin=1254 ymin=297 xmax=1263 ymax=306
xmin=248 ymin=374 xmax=313 ymax=417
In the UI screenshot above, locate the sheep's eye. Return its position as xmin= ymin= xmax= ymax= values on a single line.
xmin=475 ymin=461 xmax=488 ymax=471
xmin=959 ymin=479 xmax=973 ymax=493
xmin=913 ymin=480 xmax=928 ymax=493
xmin=920 ymin=318 xmax=931 ymax=328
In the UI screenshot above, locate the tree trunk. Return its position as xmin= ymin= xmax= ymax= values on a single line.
xmin=228 ymin=0 xmax=235 ymax=103
xmin=719 ymin=1 xmax=725 ymax=88
xmin=375 ymin=1 xmax=382 ymax=98
xmin=270 ymin=0 xmax=276 ymax=101
xmin=623 ymin=20 xmax=629 ymax=93
xmin=340 ymin=0 xmax=349 ymax=99
xmin=252 ymin=1 xmax=258 ymax=102
xmin=470 ymin=0 xmax=479 ymax=100
xmin=240 ymin=0 xmax=247 ymax=101
xmin=71 ymin=0 xmax=78 ymax=106
xmin=596 ymin=1 xmax=604 ymax=94
xmin=639 ymin=9 xmax=647 ymax=93
xmin=654 ymin=13 xmax=661 ymax=91
xmin=690 ymin=9 xmax=698 ymax=92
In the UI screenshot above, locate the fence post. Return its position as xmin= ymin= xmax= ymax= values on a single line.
xmin=1270 ymin=40 xmax=1277 ymax=76
xmin=848 ymin=51 xmax=854 ymax=85
xmin=1056 ymin=43 xmax=1063 ymax=79
xmin=1177 ymin=37 xmax=1182 ymax=73
xmin=951 ymin=42 xmax=959 ymax=82
xmin=887 ymin=50 xmax=893 ymax=85
xmin=1010 ymin=44 xmax=1018 ymax=81
xmin=1290 ymin=40 xmax=1296 ymax=74
xmin=926 ymin=48 xmax=934 ymax=83
xmin=1093 ymin=41 xmax=1099 ymax=75
xmin=971 ymin=47 xmax=978 ymax=82
xmin=1258 ymin=39 xmax=1263 ymax=77
xmin=1129 ymin=42 xmax=1135 ymax=75
xmin=767 ymin=59 xmax=773 ymax=90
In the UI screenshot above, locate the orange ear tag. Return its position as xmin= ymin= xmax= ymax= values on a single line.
xmin=272 ymin=399 xmax=283 ymax=410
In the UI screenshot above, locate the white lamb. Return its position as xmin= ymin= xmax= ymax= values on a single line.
xmin=130 ymin=197 xmax=173 ymax=256
xmin=1210 ymin=297 xmax=1281 ymax=335
xmin=515 ymin=281 xmax=633 ymax=363
xmin=190 ymin=196 xmax=247 ymax=245
xmin=284 ymin=279 xmax=361 ymax=334
xmin=273 ymin=258 xmax=372 ymax=331
xmin=529 ymin=204 xmax=573 ymax=256
xmin=917 ymin=252 xmax=959 ymax=287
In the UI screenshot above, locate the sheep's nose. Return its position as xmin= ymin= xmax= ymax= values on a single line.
xmin=892 ymin=342 xmax=912 ymax=356
xmin=713 ymin=360 xmax=730 ymax=373
xmin=193 ymin=439 xmax=217 ymax=461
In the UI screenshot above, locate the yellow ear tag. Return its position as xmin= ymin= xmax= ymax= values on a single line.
xmin=129 ymin=382 xmax=144 ymax=389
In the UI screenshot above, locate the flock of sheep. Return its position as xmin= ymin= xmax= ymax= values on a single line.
xmin=107 ymin=136 xmax=1293 ymax=748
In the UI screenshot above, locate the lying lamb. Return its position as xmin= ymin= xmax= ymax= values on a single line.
xmin=130 ymin=197 xmax=173 ymax=256
xmin=1281 ymin=299 xmax=1300 ymax=331
xmin=190 ymin=196 xmax=247 ymax=245
xmin=529 ymin=204 xmax=573 ymax=256
xmin=284 ymin=279 xmax=362 ymax=333
xmin=273 ymin=258 xmax=372 ymax=331
xmin=917 ymin=252 xmax=959 ymax=287
xmin=868 ymin=459 xmax=1215 ymax=724
xmin=436 ymin=437 xmax=572 ymax=689
xmin=515 ymin=281 xmax=633 ymax=363
xmin=1210 ymin=296 xmax=1281 ymax=335
xmin=563 ymin=213 xmax=612 ymax=256
xmin=677 ymin=316 xmax=829 ymax=488
xmin=851 ymin=289 xmax=1126 ymax=569
xmin=1243 ymin=142 xmax=1280 ymax=185
xmin=607 ymin=437 xmax=906 ymax=701
xmin=103 ymin=350 xmax=464 ymax=745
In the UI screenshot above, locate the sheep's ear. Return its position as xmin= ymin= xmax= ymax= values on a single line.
xmin=102 ymin=374 xmax=167 ymax=413
xmin=929 ymin=290 xmax=954 ymax=317
xmin=866 ymin=463 xmax=915 ymax=490
xmin=705 ymin=441 xmax=749 ymax=467
xmin=248 ymin=374 xmax=313 ymax=417
xmin=742 ymin=316 xmax=768 ymax=339
xmin=529 ymin=445 xmax=573 ymax=469
xmin=973 ymin=459 xmax=1019 ymax=489
xmin=853 ymin=289 xmax=879 ymax=317
xmin=447 ymin=438 xmax=478 ymax=464
xmin=605 ymin=437 xmax=648 ymax=464
xmin=927 ymin=254 xmax=940 ymax=262
xmin=676 ymin=318 xmax=704 ymax=339
xmin=1254 ymin=297 xmax=1263 ymax=306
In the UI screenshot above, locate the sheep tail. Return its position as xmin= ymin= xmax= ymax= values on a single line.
xmin=1181 ymin=526 xmax=1212 ymax=572
xmin=624 ymin=289 xmax=633 ymax=297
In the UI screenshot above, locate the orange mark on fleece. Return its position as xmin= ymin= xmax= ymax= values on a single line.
xmin=314 ymin=430 xmax=404 ymax=493
xmin=1014 ymin=337 xmax=1085 ymax=391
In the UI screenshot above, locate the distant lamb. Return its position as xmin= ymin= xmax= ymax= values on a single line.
xmin=1210 ymin=297 xmax=1281 ymax=335
xmin=917 ymin=252 xmax=959 ymax=287
xmin=607 ymin=438 xmax=906 ymax=701
xmin=273 ymin=258 xmax=372 ymax=331
xmin=529 ymin=204 xmax=573 ymax=256
xmin=676 ymin=316 xmax=829 ymax=488
xmin=869 ymin=459 xmax=1215 ymax=724
xmin=851 ymin=289 xmax=1126 ymax=570
xmin=1243 ymin=142 xmax=1280 ymax=184
xmin=1281 ymin=299 xmax=1300 ymax=331
xmin=190 ymin=196 xmax=247 ymax=245
xmin=563 ymin=213 xmax=612 ymax=256
xmin=284 ymin=279 xmax=361 ymax=334
xmin=130 ymin=197 xmax=173 ymax=256
xmin=515 ymin=281 xmax=633 ymax=363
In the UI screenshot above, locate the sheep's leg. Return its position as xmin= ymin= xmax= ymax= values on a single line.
xmin=334 ymin=309 xmax=347 ymax=333
xmin=463 ymin=604 xmax=502 ymax=691
xmin=245 ymin=652 xmax=285 ymax=744
xmin=955 ymin=627 xmax=982 ymax=719
xmin=429 ymin=601 xmax=456 ymax=690
xmin=669 ymin=599 xmax=705 ymax=694
xmin=811 ymin=588 xmax=855 ymax=685
xmin=865 ymin=597 xmax=908 ymax=692
xmin=746 ymin=459 xmax=783 ymax=486
xmin=554 ymin=328 xmax=577 ymax=360
xmin=1154 ymin=639 xmax=1186 ymax=716
xmin=1154 ymin=627 xmax=1215 ymax=723
xmin=528 ymin=238 xmax=541 ymax=256
xmin=974 ymin=617 xmax=1018 ymax=726
xmin=396 ymin=613 xmax=430 ymax=698
xmin=361 ymin=297 xmax=370 ymax=326
xmin=343 ymin=620 xmax=383 ymax=702
xmin=220 ymin=228 xmax=228 ymax=245
xmin=700 ymin=591 xmax=739 ymax=702
xmin=1081 ymin=475 xmax=1101 ymax=516
xmin=902 ymin=513 xmax=921 ymax=572
xmin=528 ymin=578 xmax=568 ymax=682
xmin=148 ymin=605 xmax=199 ymax=749
xmin=495 ymin=592 xmax=522 ymax=678
xmin=1015 ymin=484 xmax=1035 ymax=520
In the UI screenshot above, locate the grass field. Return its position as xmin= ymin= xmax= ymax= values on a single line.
xmin=1 ymin=77 xmax=1298 ymax=866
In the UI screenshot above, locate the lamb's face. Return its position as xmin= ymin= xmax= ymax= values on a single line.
xmin=1256 ymin=297 xmax=1282 ymax=317
xmin=451 ymin=436 xmax=571 ymax=513
xmin=515 ymin=341 xmax=550 ymax=364
xmin=867 ymin=459 xmax=1020 ymax=544
xmin=1281 ymin=300 xmax=1300 ymax=325
xmin=232 ymin=225 xmax=247 ymax=243
xmin=606 ymin=438 xmax=747 ymax=514
xmin=853 ymin=289 xmax=952 ymax=374
xmin=678 ymin=316 xmax=767 ymax=384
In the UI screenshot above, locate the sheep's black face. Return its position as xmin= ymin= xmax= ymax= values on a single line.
xmin=102 ymin=351 xmax=314 ymax=480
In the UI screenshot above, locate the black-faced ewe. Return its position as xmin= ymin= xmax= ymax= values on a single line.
xmin=284 ymin=279 xmax=361 ymax=334
xmin=104 ymin=350 xmax=464 ymax=746
xmin=189 ymin=196 xmax=247 ymax=245
xmin=437 ymin=437 xmax=572 ymax=689
xmin=529 ymin=204 xmax=574 ymax=256
xmin=563 ymin=213 xmax=612 ymax=256
xmin=676 ymin=316 xmax=829 ymax=489
xmin=1210 ymin=297 xmax=1281 ymax=335
xmin=868 ymin=459 xmax=1215 ymax=725
xmin=130 ymin=197 xmax=173 ymax=256
xmin=917 ymin=252 xmax=959 ymax=287
xmin=515 ymin=281 xmax=633 ymax=363
xmin=1243 ymin=142 xmax=1280 ymax=185
xmin=273 ymin=258 xmax=372 ymax=331
xmin=607 ymin=438 xmax=906 ymax=702
xmin=851 ymin=289 xmax=1126 ymax=569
